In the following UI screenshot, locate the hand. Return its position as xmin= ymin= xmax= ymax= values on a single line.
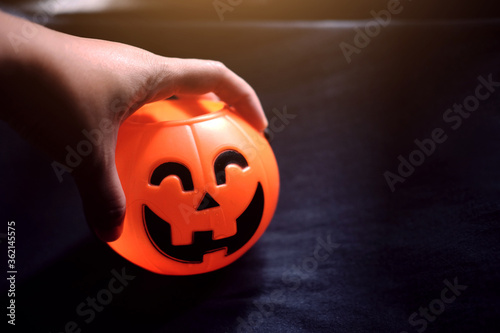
xmin=0 ymin=11 xmax=268 ymax=242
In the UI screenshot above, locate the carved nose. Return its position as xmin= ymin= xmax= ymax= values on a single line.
xmin=196 ymin=192 xmax=220 ymax=211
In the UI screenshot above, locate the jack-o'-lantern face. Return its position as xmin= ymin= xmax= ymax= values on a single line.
xmin=111 ymin=100 xmax=279 ymax=275
xmin=144 ymin=149 xmax=264 ymax=263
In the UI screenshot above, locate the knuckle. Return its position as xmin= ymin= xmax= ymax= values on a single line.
xmin=206 ymin=60 xmax=229 ymax=76
xmin=207 ymin=60 xmax=226 ymax=69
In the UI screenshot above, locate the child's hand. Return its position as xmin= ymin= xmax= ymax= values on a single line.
xmin=0 ymin=11 xmax=268 ymax=242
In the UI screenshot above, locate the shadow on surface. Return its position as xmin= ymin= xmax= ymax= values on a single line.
xmin=14 ymin=236 xmax=264 ymax=332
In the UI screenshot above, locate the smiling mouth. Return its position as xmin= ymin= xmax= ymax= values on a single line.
xmin=143 ymin=183 xmax=264 ymax=263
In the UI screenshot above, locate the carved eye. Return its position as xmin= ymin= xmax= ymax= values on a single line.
xmin=150 ymin=162 xmax=194 ymax=191
xmin=213 ymin=150 xmax=249 ymax=185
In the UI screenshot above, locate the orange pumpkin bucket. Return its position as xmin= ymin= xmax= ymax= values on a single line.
xmin=110 ymin=99 xmax=279 ymax=275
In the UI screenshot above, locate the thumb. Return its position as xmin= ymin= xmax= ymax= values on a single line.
xmin=73 ymin=156 xmax=126 ymax=242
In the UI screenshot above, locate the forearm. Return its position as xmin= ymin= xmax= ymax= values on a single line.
xmin=0 ymin=10 xmax=51 ymax=66
xmin=0 ymin=11 xmax=65 ymax=124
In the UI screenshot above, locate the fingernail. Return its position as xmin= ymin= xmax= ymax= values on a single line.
xmin=263 ymin=128 xmax=271 ymax=142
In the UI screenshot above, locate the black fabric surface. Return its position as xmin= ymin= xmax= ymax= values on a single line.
xmin=1 ymin=18 xmax=500 ymax=333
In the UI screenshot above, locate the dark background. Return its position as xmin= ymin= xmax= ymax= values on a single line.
xmin=1 ymin=1 xmax=500 ymax=332
xmin=2 ymin=0 xmax=500 ymax=20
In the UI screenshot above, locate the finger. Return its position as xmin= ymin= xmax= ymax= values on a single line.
xmin=152 ymin=58 xmax=268 ymax=132
xmin=174 ymin=92 xmax=220 ymax=101
xmin=73 ymin=155 xmax=126 ymax=242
